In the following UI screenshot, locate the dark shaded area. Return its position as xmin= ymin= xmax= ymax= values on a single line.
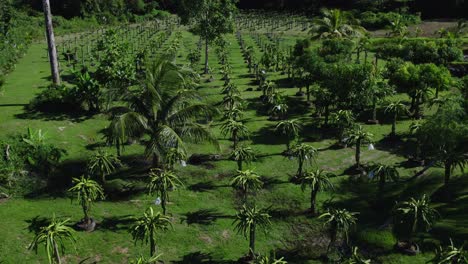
xmin=181 ymin=209 xmax=233 ymax=225
xmin=25 ymin=215 xmax=51 ymax=234
xmin=172 ymin=251 xmax=236 ymax=264
xmin=98 ymin=215 xmax=134 ymax=231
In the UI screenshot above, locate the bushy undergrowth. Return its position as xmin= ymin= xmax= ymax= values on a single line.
xmin=358 ymin=11 xmax=421 ymax=30
xmin=0 ymin=129 xmax=66 ymax=195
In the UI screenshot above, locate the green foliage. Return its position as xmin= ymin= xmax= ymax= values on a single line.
xmin=230 ymin=145 xmax=256 ymax=171
xmin=148 ymin=169 xmax=183 ymax=215
xmin=28 ymin=216 xmax=76 ymax=264
xmin=319 ymin=208 xmax=358 ymax=245
xmin=70 ymin=70 xmax=102 ymax=112
xmin=392 ymin=194 xmax=439 ymax=241
xmin=28 ymin=84 xmax=81 ymax=113
xmin=319 ymin=39 xmax=355 ymax=63
xmin=275 ymin=119 xmax=301 ymax=152
xmin=233 ymin=205 xmax=271 ymax=257
xmin=290 ymin=143 xmax=318 ymax=176
xmin=230 ymin=169 xmax=263 ymax=203
xmin=432 ymin=239 xmax=468 ymax=264
xmin=376 ymin=39 xmax=463 ymax=65
xmin=310 ymin=9 xmax=365 ymax=39
xmin=130 ymin=207 xmax=172 ymax=257
xmin=342 ymin=246 xmax=371 ymax=264
xmin=359 ymin=11 xmax=420 ymax=30
xmin=68 ymin=176 xmax=105 ymax=221
xmin=87 ymin=149 xmax=121 ymax=182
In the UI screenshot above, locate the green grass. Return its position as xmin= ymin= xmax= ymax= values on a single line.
xmin=0 ymin=26 xmax=466 ymax=264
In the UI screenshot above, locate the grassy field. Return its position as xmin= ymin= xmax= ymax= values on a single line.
xmin=0 ymin=25 xmax=466 ymax=264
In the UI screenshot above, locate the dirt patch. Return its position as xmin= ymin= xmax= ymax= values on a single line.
xmin=221 ymin=229 xmax=230 ymax=240
xmin=112 ymin=246 xmax=129 ymax=255
xmin=199 ymin=233 xmax=213 ymax=244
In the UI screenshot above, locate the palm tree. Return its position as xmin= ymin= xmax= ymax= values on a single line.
xmin=343 ymin=247 xmax=371 ymax=264
xmin=385 ymin=101 xmax=407 ymax=138
xmin=345 ymin=125 xmax=374 ymax=168
xmin=230 ymin=145 xmax=256 ymax=171
xmin=368 ymin=163 xmax=399 ymax=200
xmin=290 ymin=143 xmax=318 ymax=177
xmin=330 ymin=110 xmax=355 ymax=143
xmin=233 ymin=205 xmax=271 ymax=259
xmin=131 ymin=207 xmax=172 ymax=257
xmin=87 ymin=149 xmax=121 ymax=183
xmin=29 ymin=216 xmax=76 ymax=264
xmin=275 ymin=119 xmax=301 ymax=153
xmin=297 ymin=169 xmax=334 ymax=215
xmin=392 ymin=195 xmax=438 ymax=243
xmin=223 ymin=106 xmax=244 ymax=121
xmin=221 ymin=119 xmax=250 ymax=149
xmin=231 ymin=169 xmax=263 ymax=203
xmin=432 ymin=239 xmax=468 ymax=264
xmin=410 ymin=121 xmax=422 ymax=161
xmin=148 ymin=169 xmax=183 ymax=215
xmin=106 ymin=58 xmax=217 ymax=167
xmin=319 ymin=208 xmax=358 ymax=253
xmin=68 ymin=176 xmax=105 ymax=226
xmin=310 ymin=9 xmax=364 ymax=39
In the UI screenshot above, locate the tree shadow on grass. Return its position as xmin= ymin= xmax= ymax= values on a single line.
xmin=188 ymin=181 xmax=217 ymax=192
xmin=172 ymin=251 xmax=236 ymax=264
xmin=15 ymin=108 xmax=94 ymax=123
xmin=181 ymin=209 xmax=234 ymax=225
xmin=98 ymin=215 xmax=134 ymax=231
xmin=26 ymin=216 xmax=51 ymax=234
xmin=250 ymin=124 xmax=284 ymax=146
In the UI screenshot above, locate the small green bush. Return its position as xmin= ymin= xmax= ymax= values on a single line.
xmin=359 ymin=11 xmax=421 ymax=30
xmin=28 ymin=84 xmax=80 ymax=113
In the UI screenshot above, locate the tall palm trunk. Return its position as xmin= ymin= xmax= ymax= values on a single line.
xmin=310 ymin=188 xmax=318 ymax=215
xmin=444 ymin=161 xmax=452 ymax=187
xmin=249 ymin=224 xmax=256 ymax=258
xmin=391 ymin=113 xmax=397 ymax=137
xmin=237 ymin=158 xmax=243 ymax=171
xmin=204 ymin=38 xmax=209 ymax=74
xmin=42 ymin=0 xmax=61 ymax=85
xmin=233 ymin=130 xmax=238 ymax=149
xmin=150 ymin=232 xmax=156 ymax=257
xmin=355 ymin=139 xmax=361 ymax=167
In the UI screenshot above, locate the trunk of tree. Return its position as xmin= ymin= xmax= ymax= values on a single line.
xmin=355 ymin=139 xmax=361 ymax=167
xmin=297 ymin=160 xmax=303 ymax=176
xmin=42 ymin=0 xmax=61 ymax=85
xmin=162 ymin=197 xmax=167 ymax=215
xmin=324 ymin=105 xmax=330 ymax=125
xmin=233 ymin=131 xmax=238 ymax=150
xmin=116 ymin=141 xmax=121 ymax=157
xmin=152 ymin=154 xmax=161 ymax=168
xmin=444 ymin=161 xmax=451 ymax=187
xmin=53 ymin=242 xmax=62 ymax=264
xmin=378 ymin=176 xmax=385 ymax=201
xmin=83 ymin=205 xmax=89 ymax=223
xmin=150 ymin=232 xmax=156 ymax=257
xmin=391 ymin=114 xmax=397 ymax=137
xmin=249 ymin=224 xmax=256 ymax=259
xmin=364 ymin=51 xmax=368 ymax=64
xmin=372 ymin=102 xmax=377 ymax=121
xmin=306 ymin=84 xmax=311 ymax=103
xmin=435 ymin=87 xmax=439 ymax=98
xmin=237 ymin=158 xmax=243 ymax=171
xmin=327 ymin=225 xmax=337 ymax=254
xmin=310 ymin=188 xmax=318 ymax=215
xmin=204 ymin=38 xmax=209 ymax=74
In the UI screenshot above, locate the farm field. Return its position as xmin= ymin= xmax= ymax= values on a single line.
xmin=0 ymin=3 xmax=467 ymax=264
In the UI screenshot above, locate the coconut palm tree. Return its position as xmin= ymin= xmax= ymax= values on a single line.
xmin=290 ymin=143 xmax=318 ymax=177
xmin=148 ymin=169 xmax=183 ymax=215
xmin=131 ymin=207 xmax=172 ymax=258
xmin=105 ymin=57 xmax=217 ymax=167
xmin=297 ymin=169 xmax=334 ymax=215
xmin=29 ymin=216 xmax=76 ymax=264
xmin=385 ymin=101 xmax=407 ymax=138
xmin=231 ymin=169 xmax=263 ymax=203
xmin=432 ymin=239 xmax=467 ymax=264
xmin=310 ymin=9 xmax=365 ymax=39
xmin=68 ymin=176 xmax=105 ymax=226
xmin=221 ymin=119 xmax=250 ymax=149
xmin=319 ymin=208 xmax=358 ymax=253
xmin=233 ymin=205 xmax=271 ymax=259
xmin=368 ymin=163 xmax=400 ymax=200
xmin=275 ymin=119 xmax=301 ymax=153
xmin=230 ymin=145 xmax=256 ymax=171
xmin=392 ymin=195 xmax=438 ymax=243
xmin=86 ymin=149 xmax=121 ymax=183
xmin=345 ymin=125 xmax=374 ymax=168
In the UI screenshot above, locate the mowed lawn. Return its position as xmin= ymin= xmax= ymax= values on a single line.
xmin=0 ymin=28 xmax=466 ymax=264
